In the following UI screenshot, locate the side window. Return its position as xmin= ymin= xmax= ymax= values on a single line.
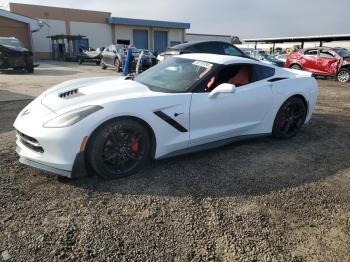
xmin=304 ymin=49 xmax=318 ymax=56
xmin=205 ymin=64 xmax=253 ymax=92
xmin=320 ymin=50 xmax=336 ymax=58
xmin=254 ymin=65 xmax=275 ymax=81
xmin=223 ymin=44 xmax=244 ymax=57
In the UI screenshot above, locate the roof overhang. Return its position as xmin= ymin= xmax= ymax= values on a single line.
xmin=107 ymin=17 xmax=190 ymax=29
xmin=0 ymin=9 xmax=41 ymax=32
xmin=244 ymin=34 xmax=350 ymax=44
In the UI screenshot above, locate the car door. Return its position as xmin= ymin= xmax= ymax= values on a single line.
xmin=317 ymin=49 xmax=341 ymax=75
xmin=302 ymin=49 xmax=319 ymax=73
xmin=189 ymin=64 xmax=274 ymax=146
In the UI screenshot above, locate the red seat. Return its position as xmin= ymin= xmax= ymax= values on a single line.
xmin=228 ymin=66 xmax=250 ymax=86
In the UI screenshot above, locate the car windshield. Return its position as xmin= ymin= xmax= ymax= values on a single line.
xmin=334 ymin=48 xmax=350 ymax=58
xmin=0 ymin=38 xmax=24 ymax=48
xmin=134 ymin=57 xmax=218 ymax=93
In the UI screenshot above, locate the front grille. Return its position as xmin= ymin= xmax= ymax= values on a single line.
xmin=17 ymin=131 xmax=44 ymax=153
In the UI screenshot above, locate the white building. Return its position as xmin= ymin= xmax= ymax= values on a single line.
xmin=6 ymin=2 xmax=190 ymax=59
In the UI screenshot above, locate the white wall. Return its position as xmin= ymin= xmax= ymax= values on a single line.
xmin=168 ymin=29 xmax=183 ymax=46
xmin=32 ymin=19 xmax=66 ymax=52
xmin=186 ymin=34 xmax=231 ymax=43
xmin=70 ymin=21 xmax=112 ymax=48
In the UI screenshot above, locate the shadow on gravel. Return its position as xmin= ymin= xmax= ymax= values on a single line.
xmin=0 ymin=97 xmax=32 ymax=134
xmin=71 ymin=113 xmax=350 ymax=198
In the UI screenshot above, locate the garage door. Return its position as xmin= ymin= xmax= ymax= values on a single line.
xmin=0 ymin=17 xmax=31 ymax=49
xmin=154 ymin=31 xmax=168 ymax=53
xmin=133 ymin=30 xmax=148 ymax=50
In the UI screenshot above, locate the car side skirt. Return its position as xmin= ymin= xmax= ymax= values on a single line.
xmin=156 ymin=133 xmax=270 ymax=160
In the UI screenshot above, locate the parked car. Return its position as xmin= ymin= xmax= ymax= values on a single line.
xmin=159 ymin=41 xmax=249 ymax=61
xmin=0 ymin=37 xmax=35 ymax=73
xmin=14 ymin=54 xmax=318 ymax=179
xmin=101 ymin=45 xmax=157 ymax=73
xmin=254 ymin=53 xmax=285 ymax=67
xmin=285 ymin=47 xmax=350 ymax=82
xmin=77 ymin=47 xmax=105 ymax=65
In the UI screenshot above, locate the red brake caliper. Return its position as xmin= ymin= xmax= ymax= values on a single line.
xmin=132 ymin=142 xmax=139 ymax=153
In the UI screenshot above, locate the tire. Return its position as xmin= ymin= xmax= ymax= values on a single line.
xmin=78 ymin=58 xmax=83 ymax=64
xmin=86 ymin=119 xmax=151 ymax=179
xmin=96 ymin=61 xmax=101 ymax=66
xmin=336 ymin=68 xmax=350 ymax=83
xmin=272 ymin=97 xmax=307 ymax=139
xmin=26 ymin=65 xmax=34 ymax=73
xmin=290 ymin=64 xmax=302 ymax=70
xmin=114 ymin=58 xmax=122 ymax=72
xmin=101 ymin=59 xmax=107 ymax=70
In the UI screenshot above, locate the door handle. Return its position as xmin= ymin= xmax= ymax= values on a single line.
xmin=174 ymin=113 xmax=183 ymax=117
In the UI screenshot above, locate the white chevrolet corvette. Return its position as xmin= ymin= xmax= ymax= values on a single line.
xmin=14 ymin=54 xmax=318 ymax=179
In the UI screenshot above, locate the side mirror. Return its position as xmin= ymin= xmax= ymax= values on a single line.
xmin=208 ymin=83 xmax=236 ymax=98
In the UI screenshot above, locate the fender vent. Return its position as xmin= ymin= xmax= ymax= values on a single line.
xmin=59 ymin=89 xmax=83 ymax=99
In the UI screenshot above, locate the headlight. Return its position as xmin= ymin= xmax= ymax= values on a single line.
xmin=43 ymin=105 xmax=103 ymax=128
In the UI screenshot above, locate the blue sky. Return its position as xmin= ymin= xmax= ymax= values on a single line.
xmin=2 ymin=0 xmax=350 ymax=39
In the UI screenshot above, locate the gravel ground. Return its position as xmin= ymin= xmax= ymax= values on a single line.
xmin=0 ymin=62 xmax=350 ymax=261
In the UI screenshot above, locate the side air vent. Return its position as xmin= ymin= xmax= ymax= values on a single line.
xmin=268 ymin=77 xmax=289 ymax=82
xmin=59 ymin=89 xmax=83 ymax=99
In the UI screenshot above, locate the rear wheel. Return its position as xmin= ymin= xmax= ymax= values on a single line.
xmin=336 ymin=68 xmax=350 ymax=83
xmin=114 ymin=58 xmax=122 ymax=72
xmin=272 ymin=97 xmax=307 ymax=139
xmin=290 ymin=64 xmax=302 ymax=70
xmin=26 ymin=65 xmax=34 ymax=73
xmin=86 ymin=119 xmax=151 ymax=179
xmin=101 ymin=58 xmax=107 ymax=70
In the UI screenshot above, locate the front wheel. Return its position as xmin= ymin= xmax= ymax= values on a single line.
xmin=336 ymin=68 xmax=350 ymax=83
xmin=86 ymin=119 xmax=151 ymax=179
xmin=272 ymin=97 xmax=307 ymax=139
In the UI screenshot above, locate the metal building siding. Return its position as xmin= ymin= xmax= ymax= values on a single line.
xmin=108 ymin=17 xmax=190 ymax=29
xmin=133 ymin=29 xmax=148 ymax=49
xmin=154 ymin=31 xmax=168 ymax=53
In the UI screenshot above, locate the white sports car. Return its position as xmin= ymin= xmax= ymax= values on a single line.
xmin=14 ymin=54 xmax=319 ymax=179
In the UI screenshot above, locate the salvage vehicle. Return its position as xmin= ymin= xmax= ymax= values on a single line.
xmin=285 ymin=47 xmax=350 ymax=82
xmin=249 ymin=51 xmax=285 ymax=67
xmin=14 ymin=54 xmax=318 ymax=179
xmin=160 ymin=41 xmax=248 ymax=61
xmin=101 ymin=45 xmax=157 ymax=73
xmin=77 ymin=47 xmax=105 ymax=65
xmin=0 ymin=37 xmax=35 ymax=73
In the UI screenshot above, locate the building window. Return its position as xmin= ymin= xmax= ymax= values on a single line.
xmin=117 ymin=39 xmax=130 ymax=45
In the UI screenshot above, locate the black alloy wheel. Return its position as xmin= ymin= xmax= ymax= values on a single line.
xmin=87 ymin=119 xmax=151 ymax=179
xmin=272 ymin=97 xmax=307 ymax=139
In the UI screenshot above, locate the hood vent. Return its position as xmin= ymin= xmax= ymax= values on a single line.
xmin=59 ymin=89 xmax=83 ymax=99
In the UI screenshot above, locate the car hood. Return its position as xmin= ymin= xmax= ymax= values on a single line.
xmin=41 ymin=76 xmax=154 ymax=113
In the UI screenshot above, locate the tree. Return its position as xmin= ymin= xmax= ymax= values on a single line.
xmin=231 ymin=36 xmax=242 ymax=45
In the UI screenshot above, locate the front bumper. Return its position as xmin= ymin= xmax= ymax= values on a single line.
xmin=16 ymin=144 xmax=87 ymax=178
xmin=14 ymin=98 xmax=90 ymax=178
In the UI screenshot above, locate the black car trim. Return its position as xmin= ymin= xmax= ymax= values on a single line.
xmin=268 ymin=77 xmax=289 ymax=82
xmin=154 ymin=111 xmax=188 ymax=132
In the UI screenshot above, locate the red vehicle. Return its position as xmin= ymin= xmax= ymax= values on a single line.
xmin=285 ymin=47 xmax=350 ymax=82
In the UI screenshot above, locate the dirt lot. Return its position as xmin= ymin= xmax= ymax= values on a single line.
xmin=0 ymin=62 xmax=349 ymax=261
